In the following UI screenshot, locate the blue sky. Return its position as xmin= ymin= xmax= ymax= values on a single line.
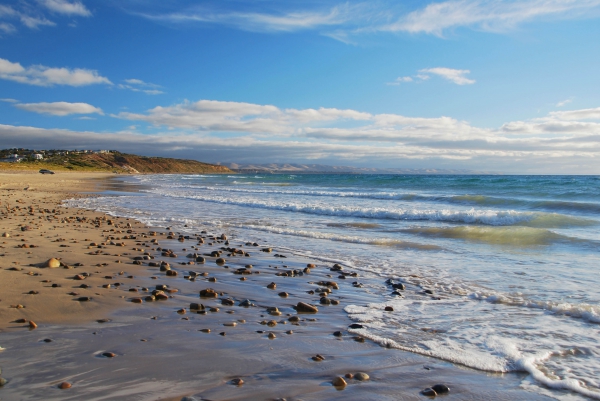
xmin=1 ymin=0 xmax=600 ymax=173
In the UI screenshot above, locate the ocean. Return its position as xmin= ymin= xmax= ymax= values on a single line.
xmin=69 ymin=174 xmax=600 ymax=400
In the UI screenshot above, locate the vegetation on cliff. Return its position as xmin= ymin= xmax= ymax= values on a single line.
xmin=0 ymin=149 xmax=231 ymax=174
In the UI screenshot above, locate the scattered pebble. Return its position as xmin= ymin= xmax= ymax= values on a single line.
xmin=332 ymin=376 xmax=347 ymax=388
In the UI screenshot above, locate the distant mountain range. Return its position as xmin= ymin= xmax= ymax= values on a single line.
xmin=227 ymin=163 xmax=493 ymax=175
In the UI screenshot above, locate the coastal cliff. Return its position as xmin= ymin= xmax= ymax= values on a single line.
xmin=0 ymin=150 xmax=232 ymax=174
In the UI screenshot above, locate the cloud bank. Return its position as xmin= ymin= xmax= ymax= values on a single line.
xmin=4 ymin=98 xmax=598 ymax=174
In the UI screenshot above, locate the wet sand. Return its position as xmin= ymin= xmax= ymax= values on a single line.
xmin=0 ymin=171 xmax=555 ymax=400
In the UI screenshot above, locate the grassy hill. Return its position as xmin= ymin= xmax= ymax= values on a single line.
xmin=0 ymin=151 xmax=232 ymax=174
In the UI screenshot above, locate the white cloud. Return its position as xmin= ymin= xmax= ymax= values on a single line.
xmin=387 ymin=76 xmax=414 ymax=86
xmin=383 ymin=0 xmax=600 ymax=36
xmin=40 ymin=0 xmax=91 ymax=17
xmin=0 ymin=57 xmax=111 ymax=87
xmin=548 ymin=107 xmax=600 ymax=121
xmin=141 ymin=4 xmax=356 ymax=33
xmin=0 ymin=22 xmax=16 ymax=34
xmin=15 ymin=101 xmax=103 ymax=116
xmin=419 ymin=67 xmax=475 ymax=85
xmin=119 ymin=78 xmax=164 ymax=95
xmin=20 ymin=15 xmax=56 ymax=29
xmin=0 ymin=98 xmax=18 ymax=103
xmin=556 ymin=98 xmax=574 ymax=107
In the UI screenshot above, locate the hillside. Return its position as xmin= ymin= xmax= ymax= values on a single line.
xmin=0 ymin=151 xmax=232 ymax=174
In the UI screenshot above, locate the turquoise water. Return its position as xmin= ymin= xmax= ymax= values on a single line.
xmin=69 ymin=174 xmax=600 ymax=399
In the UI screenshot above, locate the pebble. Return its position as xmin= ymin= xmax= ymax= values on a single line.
xmin=0 ymin=377 xmax=7 ymax=386
xmin=278 ymin=292 xmax=288 ymax=298
xmin=231 ymin=378 xmax=244 ymax=386
xmin=29 ymin=320 xmax=37 ymax=329
xmin=58 ymin=382 xmax=71 ymax=389
xmin=267 ymin=282 xmax=276 ymax=289
xmin=296 ymin=302 xmax=318 ymax=313
xmin=333 ymin=331 xmax=343 ymax=337
xmin=177 ymin=308 xmax=186 ymax=315
xmin=200 ymin=328 xmax=211 ymax=333
xmin=354 ymin=372 xmax=370 ymax=381
xmin=421 ymin=387 xmax=437 ymax=396
xmin=46 ymin=258 xmax=60 ymax=268
xmin=216 ymin=258 xmax=226 ymax=265
xmin=268 ymin=332 xmax=276 ymax=339
xmin=77 ymin=297 xmax=91 ymax=302
xmin=102 ymin=352 xmax=116 ymax=358
xmin=385 ymin=306 xmax=394 ymax=311
xmin=345 ymin=373 xmax=354 ymax=379
xmin=332 ymin=376 xmax=347 ymax=388
xmin=312 ymin=354 xmax=325 ymax=361
xmin=131 ymin=298 xmax=143 ymax=304
xmin=431 ymin=384 xmax=450 ymax=394
xmin=200 ymin=288 xmax=218 ymax=298
xmin=223 ymin=322 xmax=237 ymax=327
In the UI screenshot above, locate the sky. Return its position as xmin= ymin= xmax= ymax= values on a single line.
xmin=1 ymin=0 xmax=600 ymax=174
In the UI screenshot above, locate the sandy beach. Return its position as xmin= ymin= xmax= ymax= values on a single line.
xmin=0 ymin=171 xmax=556 ymax=400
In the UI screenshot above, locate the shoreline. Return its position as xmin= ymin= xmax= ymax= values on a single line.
xmin=0 ymin=172 xmax=556 ymax=400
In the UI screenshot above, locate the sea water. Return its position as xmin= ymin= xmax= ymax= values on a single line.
xmin=68 ymin=174 xmax=600 ymax=399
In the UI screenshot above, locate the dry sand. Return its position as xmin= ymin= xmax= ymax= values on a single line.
xmin=0 ymin=171 xmax=555 ymax=400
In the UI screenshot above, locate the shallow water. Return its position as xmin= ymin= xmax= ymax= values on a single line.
xmin=66 ymin=174 xmax=600 ymax=399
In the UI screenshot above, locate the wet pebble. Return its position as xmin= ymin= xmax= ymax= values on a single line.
xmin=354 ymin=372 xmax=370 ymax=381
xmin=58 ymin=382 xmax=71 ymax=389
xmin=332 ymin=376 xmax=347 ymax=388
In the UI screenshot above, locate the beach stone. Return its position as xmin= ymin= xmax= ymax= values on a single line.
xmin=102 ymin=352 xmax=116 ymax=358
xmin=268 ymin=332 xmax=276 ymax=339
xmin=58 ymin=382 xmax=71 ymax=389
xmin=223 ymin=322 xmax=237 ymax=327
xmin=431 ymin=384 xmax=450 ymax=394
xmin=200 ymin=328 xmax=210 ymax=333
xmin=268 ymin=307 xmax=281 ymax=316
xmin=177 ymin=308 xmax=186 ymax=315
xmin=296 ymin=302 xmax=318 ymax=313
xmin=221 ymin=298 xmax=235 ymax=306
xmin=421 ymin=387 xmax=437 ymax=396
xmin=345 ymin=373 xmax=354 ymax=379
xmin=385 ymin=306 xmax=394 ymax=311
xmin=196 ymin=256 xmax=205 ymax=263
xmin=349 ymin=323 xmax=364 ymax=329
xmin=320 ymin=297 xmax=331 ymax=305
xmin=267 ymin=320 xmax=277 ymax=327
xmin=190 ymin=303 xmax=204 ymax=310
xmin=1 ymin=233 xmax=9 ymax=238
xmin=0 ymin=377 xmax=6 ymax=387
xmin=288 ymin=316 xmax=300 ymax=323
xmin=46 ymin=258 xmax=60 ymax=268
xmin=267 ymin=282 xmax=276 ymax=290
xmin=216 ymin=258 xmax=226 ymax=265
xmin=331 ymin=264 xmax=343 ymax=271
xmin=166 ymin=270 xmax=178 ymax=276
xmin=200 ymin=288 xmax=218 ymax=298
xmin=312 ymin=354 xmax=325 ymax=361
xmin=278 ymin=292 xmax=288 ymax=298
xmin=77 ymin=297 xmax=91 ymax=302
xmin=231 ymin=378 xmax=244 ymax=386
xmin=333 ymin=331 xmax=343 ymax=337
xmin=332 ymin=377 xmax=347 ymax=388
xmin=354 ymin=372 xmax=370 ymax=381
xmin=239 ymin=299 xmax=254 ymax=307
xmin=29 ymin=321 xmax=37 ymax=329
